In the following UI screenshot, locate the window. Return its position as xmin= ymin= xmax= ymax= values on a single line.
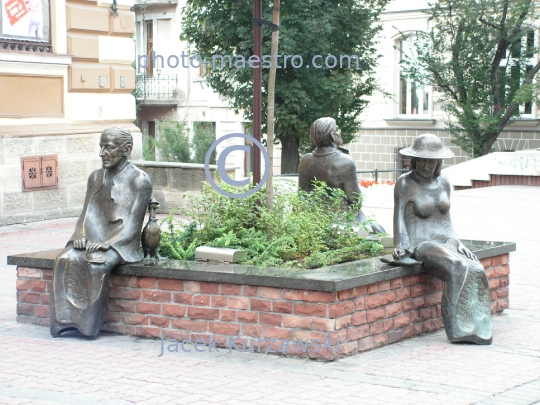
xmin=398 ymin=36 xmax=431 ymax=117
xmin=500 ymin=30 xmax=537 ymax=118
xmin=0 ymin=0 xmax=51 ymax=52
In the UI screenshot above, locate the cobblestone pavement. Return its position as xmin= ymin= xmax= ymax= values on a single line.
xmin=0 ymin=185 xmax=539 ymax=405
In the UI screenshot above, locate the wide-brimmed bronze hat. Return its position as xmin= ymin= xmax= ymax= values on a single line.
xmin=399 ymin=133 xmax=455 ymax=159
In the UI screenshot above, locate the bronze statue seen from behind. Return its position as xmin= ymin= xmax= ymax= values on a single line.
xmin=392 ymin=133 xmax=492 ymax=344
xmin=50 ymin=127 xmax=153 ymax=338
xmin=298 ymin=117 xmax=385 ymax=234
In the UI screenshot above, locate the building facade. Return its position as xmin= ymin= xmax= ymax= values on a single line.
xmin=0 ymin=0 xmax=140 ymax=225
xmin=348 ymin=0 xmax=540 ymax=181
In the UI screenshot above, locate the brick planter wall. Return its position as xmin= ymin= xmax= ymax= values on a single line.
xmin=15 ymin=253 xmax=510 ymax=360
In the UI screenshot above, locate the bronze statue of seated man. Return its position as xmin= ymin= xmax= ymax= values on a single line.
xmin=50 ymin=127 xmax=153 ymax=338
xmin=298 ymin=117 xmax=385 ymax=234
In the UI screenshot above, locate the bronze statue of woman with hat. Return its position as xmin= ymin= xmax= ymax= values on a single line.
xmin=392 ymin=133 xmax=492 ymax=344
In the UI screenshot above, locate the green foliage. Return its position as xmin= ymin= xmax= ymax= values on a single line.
xmin=192 ymin=122 xmax=216 ymax=164
xmin=400 ymin=0 xmax=540 ymax=157
xmin=159 ymin=179 xmax=384 ymax=268
xmin=180 ymin=0 xmax=390 ymax=173
xmin=147 ymin=119 xmax=192 ymax=163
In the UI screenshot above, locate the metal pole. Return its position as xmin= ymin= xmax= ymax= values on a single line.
xmin=253 ymin=0 xmax=262 ymax=185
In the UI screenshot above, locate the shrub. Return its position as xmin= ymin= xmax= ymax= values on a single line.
xmin=159 ymin=179 xmax=384 ymax=268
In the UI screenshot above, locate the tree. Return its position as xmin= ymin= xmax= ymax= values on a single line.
xmin=181 ymin=0 xmax=389 ymax=173
xmin=400 ymin=0 xmax=540 ymax=157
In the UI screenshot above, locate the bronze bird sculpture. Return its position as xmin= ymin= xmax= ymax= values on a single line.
xmin=142 ymin=198 xmax=161 ymax=260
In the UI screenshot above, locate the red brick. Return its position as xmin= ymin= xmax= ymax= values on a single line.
xmin=124 ymin=313 xmax=149 ymax=325
xmin=349 ymin=324 xmax=369 ymax=340
xmin=410 ymin=311 xmax=419 ymax=323
xmin=404 ymin=324 xmax=414 ymax=338
xmin=492 ymin=254 xmax=505 ymax=266
xmin=35 ymin=305 xmax=49 ymax=318
xmin=292 ymin=330 xmax=325 ymax=342
xmin=373 ymin=333 xmax=388 ymax=347
xmin=130 ymin=277 xmax=157 ymax=288
xmin=411 ymin=284 xmax=430 ymax=298
xmin=199 ymin=282 xmax=218 ymax=294
xmin=112 ymin=275 xmax=131 ymax=286
xmin=413 ymin=297 xmax=425 ymax=309
xmin=369 ymin=321 xmax=383 ymax=334
xmin=500 ymin=276 xmax=509 ymax=288
xmin=401 ymin=299 xmax=413 ymax=312
xmin=18 ymin=291 xmax=41 ymax=304
xmin=497 ymin=287 xmax=509 ymax=299
xmin=102 ymin=324 xmax=124 ymax=334
xmin=403 ymin=275 xmax=420 ymax=286
xmin=494 ymin=264 xmax=510 ymax=277
xmin=264 ymin=327 xmax=292 ymax=340
xmin=335 ymin=315 xmax=352 ymax=329
xmin=386 ymin=302 xmax=402 ymax=317
xmin=110 ymin=287 xmax=141 ymax=301
xmin=229 ymin=297 xmax=249 ymax=310
xmin=498 ymin=298 xmax=509 ymax=312
xmin=140 ymin=315 xmax=163 ymax=329
xmin=354 ymin=297 xmax=365 ymax=310
xmin=157 ymin=279 xmax=184 ymax=291
xmin=329 ymin=301 xmax=355 ymax=318
xmin=238 ymin=311 xmax=258 ymax=323
xmin=337 ymin=286 xmax=367 ymax=301
xmin=162 ymin=329 xmax=190 ymax=341
xmin=162 ymin=304 xmax=186 ymax=317
xmin=366 ymin=308 xmax=385 ymax=322
xmin=423 ymin=319 xmax=444 ymax=333
xmin=273 ymin=301 xmax=293 ymax=313
xmin=259 ymin=287 xmax=282 ymax=299
xmin=419 ymin=308 xmax=432 ymax=321
xmin=311 ymin=318 xmax=335 ymax=331
xmin=383 ymin=319 xmax=393 ymax=332
xmin=16 ymin=279 xmax=46 ymax=292
xmin=260 ymin=313 xmax=282 ymax=326
xmin=424 ymin=292 xmax=443 ymax=307
xmin=357 ymin=337 xmax=374 ymax=352
xmin=365 ymin=291 xmax=394 ymax=309
xmin=390 ymin=278 xmax=404 ymax=289
xmin=491 ymin=301 xmax=497 ymax=313
xmin=243 ymin=324 xmax=262 ymax=337
xmin=395 ymin=287 xmax=411 ymax=302
xmin=295 ymin=303 xmax=326 ymax=317
xmin=43 ymin=269 xmax=53 ymax=279
xmin=137 ymin=302 xmax=161 ymax=315
xmin=243 ymin=286 xmax=258 ymax=296
xmin=419 ymin=273 xmax=432 ymax=283
xmin=173 ymin=293 xmax=193 ymax=305
xmin=221 ymin=310 xmax=236 ymax=322
xmin=193 ymin=295 xmax=210 ymax=306
xmin=172 ymin=318 xmax=208 ymax=332
xmin=367 ymin=284 xmax=378 ymax=294
xmin=251 ymin=298 xmax=271 ymax=312
xmin=221 ymin=283 xmax=241 ymax=295
xmin=136 ymin=326 xmax=161 ymax=338
xmin=104 ymin=312 xmax=121 ymax=323
xmin=211 ymin=296 xmax=228 ymax=307
xmin=302 ymin=291 xmax=334 ymax=303
xmin=17 ymin=267 xmax=42 ymax=278
xmin=210 ymin=322 xmax=240 ymax=335
xmin=394 ymin=313 xmax=411 ymax=329
xmin=188 ymin=307 xmax=219 ymax=320
xmin=284 ymin=315 xmax=310 ymax=329
xmin=431 ymin=279 xmax=444 ymax=292
xmin=352 ymin=311 xmax=367 ymax=326
xmin=184 ymin=281 xmax=200 ymax=292
xmin=142 ymin=290 xmax=171 ymax=302
xmin=414 ymin=323 xmax=423 ymax=335
xmin=17 ymin=303 xmax=35 ymax=316
xmin=191 ymin=334 xmax=210 ymax=345
xmin=41 ymin=293 xmax=50 ymax=305
xmin=490 ymin=290 xmax=497 ymax=301
xmin=283 ymin=289 xmax=303 ymax=300
xmin=108 ymin=299 xmax=136 ymax=313
xmin=480 ymin=257 xmax=492 ymax=269
xmin=378 ymin=281 xmax=391 ymax=292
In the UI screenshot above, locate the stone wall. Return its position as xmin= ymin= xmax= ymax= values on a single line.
xmin=15 ymin=253 xmax=510 ymax=360
xmin=349 ymin=128 xmax=540 ymax=182
xmin=0 ymin=133 xmax=143 ymax=226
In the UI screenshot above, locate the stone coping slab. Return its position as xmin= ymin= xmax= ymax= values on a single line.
xmin=7 ymin=240 xmax=516 ymax=293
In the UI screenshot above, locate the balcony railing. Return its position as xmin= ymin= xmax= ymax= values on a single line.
xmin=135 ymin=73 xmax=177 ymax=100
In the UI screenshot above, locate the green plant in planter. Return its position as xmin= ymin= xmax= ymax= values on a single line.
xmin=158 ymin=178 xmax=384 ymax=268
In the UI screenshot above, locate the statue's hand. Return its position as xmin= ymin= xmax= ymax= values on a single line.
xmin=73 ymin=237 xmax=86 ymax=250
xmin=393 ymin=246 xmax=407 ymax=261
xmin=86 ymin=242 xmax=111 ymax=254
xmin=457 ymin=242 xmax=477 ymax=261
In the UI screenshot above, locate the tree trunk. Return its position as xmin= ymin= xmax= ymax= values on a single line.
xmin=280 ymin=134 xmax=300 ymax=174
